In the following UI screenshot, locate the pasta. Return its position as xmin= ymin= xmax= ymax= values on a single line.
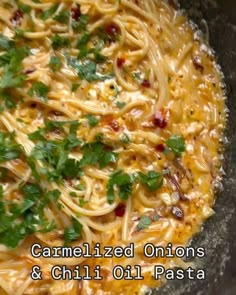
xmin=0 ymin=0 xmax=226 ymax=294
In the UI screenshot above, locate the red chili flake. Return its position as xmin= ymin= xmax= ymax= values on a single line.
xmin=117 ymin=57 xmax=125 ymax=68
xmin=115 ymin=204 xmax=126 ymax=217
xmin=141 ymin=79 xmax=151 ymax=88
xmin=110 ymin=119 xmax=120 ymax=132
xmin=10 ymin=10 xmax=23 ymax=26
xmin=101 ymin=115 xmax=120 ymax=132
xmin=156 ymin=144 xmax=165 ymax=152
xmin=171 ymin=206 xmax=184 ymax=220
xmin=152 ymin=110 xmax=168 ymax=129
xmin=71 ymin=6 xmax=81 ymax=21
xmin=105 ymin=23 xmax=120 ymax=42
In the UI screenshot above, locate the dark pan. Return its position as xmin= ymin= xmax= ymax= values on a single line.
xmin=152 ymin=1 xmax=236 ymax=294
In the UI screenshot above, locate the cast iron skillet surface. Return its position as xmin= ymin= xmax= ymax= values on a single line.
xmin=152 ymin=1 xmax=236 ymax=294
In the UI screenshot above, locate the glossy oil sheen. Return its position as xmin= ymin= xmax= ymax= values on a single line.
xmin=156 ymin=1 xmax=236 ymax=294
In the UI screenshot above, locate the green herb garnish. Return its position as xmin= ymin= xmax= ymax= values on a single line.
xmin=136 ymin=215 xmax=152 ymax=231
xmin=0 ymin=132 xmax=22 ymax=163
xmin=72 ymin=14 xmax=89 ymax=32
xmin=41 ymin=4 xmax=59 ymax=20
xmin=66 ymin=56 xmax=113 ymax=82
xmin=0 ymin=47 xmax=29 ymax=89
xmin=18 ymin=4 xmax=31 ymax=13
xmin=49 ymin=56 xmax=62 ymax=71
xmin=120 ymin=133 xmax=130 ymax=144
xmin=0 ymin=185 xmax=58 ymax=248
xmin=138 ymin=171 xmax=164 ymax=191
xmin=51 ymin=34 xmax=70 ymax=50
xmin=107 ymin=170 xmax=134 ymax=204
xmin=28 ymin=82 xmax=49 ymax=102
xmin=85 ymin=114 xmax=99 ymax=127
xmin=53 ymin=9 xmax=70 ymax=24
xmin=80 ymin=141 xmax=118 ymax=169
xmin=116 ymin=101 xmax=126 ymax=109
xmin=28 ymin=121 xmax=82 ymax=182
xmin=77 ymin=33 xmax=90 ymax=58
xmin=64 ymin=218 xmax=83 ymax=246
xmin=0 ymin=35 xmax=14 ymax=50
xmin=166 ymin=135 xmax=185 ymax=157
xmin=71 ymin=83 xmax=80 ymax=92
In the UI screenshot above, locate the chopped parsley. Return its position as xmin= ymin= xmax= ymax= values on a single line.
xmin=40 ymin=3 xmax=59 ymax=20
xmin=28 ymin=121 xmax=82 ymax=182
xmin=132 ymin=71 xmax=143 ymax=82
xmin=53 ymin=9 xmax=70 ymax=24
xmin=71 ymin=83 xmax=80 ymax=92
xmin=97 ymin=25 xmax=120 ymax=44
xmin=63 ymin=158 xmax=81 ymax=179
xmin=28 ymin=127 xmax=45 ymax=141
xmin=94 ymin=51 xmax=106 ymax=63
xmin=14 ymin=28 xmax=25 ymax=39
xmin=136 ymin=216 xmax=152 ymax=231
xmin=0 ymin=168 xmax=8 ymax=181
xmin=17 ymin=3 xmax=31 ymax=14
xmin=28 ymin=82 xmax=49 ymax=102
xmin=0 ymin=35 xmax=15 ymax=50
xmin=95 ymin=132 xmax=104 ymax=142
xmin=136 ymin=213 xmax=160 ymax=231
xmin=107 ymin=168 xmax=167 ymax=203
xmin=51 ymin=34 xmax=70 ymax=50
xmin=80 ymin=141 xmax=118 ymax=169
xmin=0 ymin=92 xmax=17 ymax=109
xmin=64 ymin=218 xmax=83 ymax=246
xmin=120 ymin=133 xmax=130 ymax=144
xmin=79 ymin=198 xmax=87 ymax=207
xmin=0 ymin=47 xmax=29 ymax=89
xmin=66 ymin=57 xmax=113 ymax=82
xmin=49 ymin=56 xmax=62 ymax=71
xmin=75 ymin=33 xmax=107 ymax=62
xmin=85 ymin=114 xmax=99 ymax=127
xmin=166 ymin=135 xmax=185 ymax=157
xmin=0 ymin=184 xmax=57 ymax=248
xmin=116 ymin=101 xmax=126 ymax=109
xmin=70 ymin=191 xmax=77 ymax=198
xmin=0 ymin=132 xmax=22 ymax=163
xmin=76 ymin=183 xmax=85 ymax=191
xmin=77 ymin=33 xmax=90 ymax=58
xmin=138 ymin=171 xmax=164 ymax=191
xmin=107 ymin=170 xmax=135 ymax=204
xmin=72 ymin=14 xmax=89 ymax=32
